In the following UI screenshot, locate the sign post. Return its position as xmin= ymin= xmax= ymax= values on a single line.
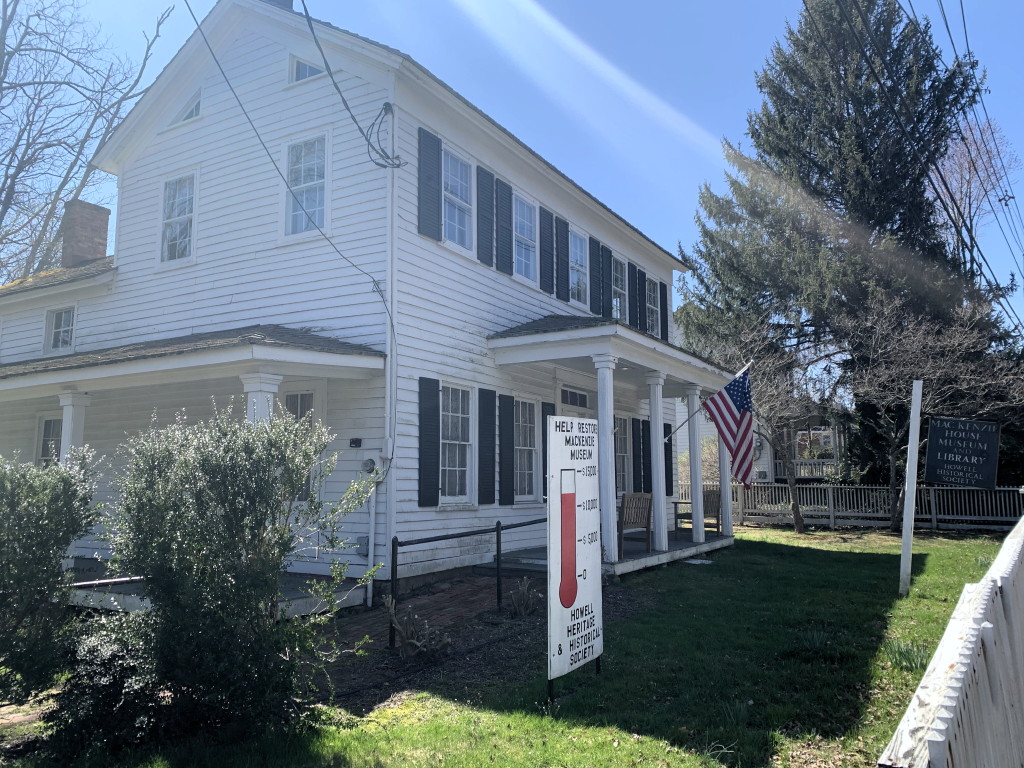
xmin=898 ymin=380 xmax=923 ymax=598
xmin=547 ymin=416 xmax=603 ymax=691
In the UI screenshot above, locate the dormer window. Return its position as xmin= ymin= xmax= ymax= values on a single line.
xmin=46 ymin=307 xmax=74 ymax=352
xmin=292 ymin=58 xmax=324 ymax=83
xmin=174 ymin=91 xmax=201 ymax=124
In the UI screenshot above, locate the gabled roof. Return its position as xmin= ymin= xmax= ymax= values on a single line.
xmin=91 ymin=0 xmax=678 ymax=267
xmin=0 ymin=324 xmax=382 ymax=382
xmin=0 ymin=258 xmax=115 ymax=299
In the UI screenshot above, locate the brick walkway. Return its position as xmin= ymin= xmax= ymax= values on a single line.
xmin=333 ymin=574 xmax=543 ymax=647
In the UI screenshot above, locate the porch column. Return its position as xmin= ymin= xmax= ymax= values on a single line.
xmin=683 ymin=385 xmax=705 ymax=543
xmin=592 ymin=354 xmax=618 ymax=563
xmin=646 ymin=372 xmax=668 ymax=551
xmin=240 ymin=372 xmax=283 ymax=422
xmin=58 ymin=393 xmax=91 ymax=462
xmin=718 ymin=433 xmax=734 ymax=537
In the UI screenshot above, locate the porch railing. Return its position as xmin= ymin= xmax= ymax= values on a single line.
xmin=681 ymin=482 xmax=1023 ymax=530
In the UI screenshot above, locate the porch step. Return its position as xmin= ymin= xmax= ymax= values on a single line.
xmin=474 ymin=546 xmax=548 ymax=576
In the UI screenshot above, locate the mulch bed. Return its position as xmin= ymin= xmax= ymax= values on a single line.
xmin=321 ymin=573 xmax=651 ymax=715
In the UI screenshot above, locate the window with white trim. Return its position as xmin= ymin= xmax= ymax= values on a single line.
xmin=443 ymin=148 xmax=472 ymax=250
xmin=162 ymin=174 xmax=195 ymax=261
xmin=561 ymin=388 xmax=589 ymax=409
xmin=513 ymin=194 xmax=536 ymax=281
xmin=440 ymin=385 xmax=471 ymax=501
xmin=514 ymin=399 xmax=537 ymax=498
xmin=569 ymin=230 xmax=588 ymax=305
xmin=285 ymin=392 xmax=315 ymax=501
xmin=286 ymin=136 xmax=325 ymax=235
xmin=46 ymin=307 xmax=74 ymax=351
xmin=646 ymin=276 xmax=660 ymax=333
xmin=611 ymin=257 xmax=627 ymax=320
xmin=38 ymin=418 xmax=62 ymax=467
xmin=292 ymin=59 xmax=324 ymax=83
xmin=174 ymin=91 xmax=201 ymax=123
xmin=614 ymin=416 xmax=630 ymax=494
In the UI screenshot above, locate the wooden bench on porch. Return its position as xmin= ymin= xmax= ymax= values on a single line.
xmin=618 ymin=492 xmax=653 ymax=558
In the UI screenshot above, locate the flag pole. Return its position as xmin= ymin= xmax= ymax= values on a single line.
xmin=663 ymin=361 xmax=753 ymax=444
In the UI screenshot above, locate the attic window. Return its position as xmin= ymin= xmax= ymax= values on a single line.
xmin=292 ymin=59 xmax=324 ymax=83
xmin=174 ymin=92 xmax=201 ymax=124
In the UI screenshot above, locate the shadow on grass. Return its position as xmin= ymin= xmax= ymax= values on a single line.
xmin=468 ymin=536 xmax=921 ymax=765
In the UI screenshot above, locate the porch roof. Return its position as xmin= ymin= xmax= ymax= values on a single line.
xmin=488 ymin=314 xmax=730 ymax=397
xmin=0 ymin=324 xmax=384 ymax=402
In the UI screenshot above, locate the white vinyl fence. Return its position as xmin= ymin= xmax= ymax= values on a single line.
xmin=878 ymin=515 xmax=1024 ymax=767
xmin=681 ymin=483 xmax=1023 ymax=531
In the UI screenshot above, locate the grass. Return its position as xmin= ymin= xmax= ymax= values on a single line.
xmin=1 ymin=527 xmax=1003 ymax=768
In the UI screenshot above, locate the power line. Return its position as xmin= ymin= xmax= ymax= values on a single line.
xmin=298 ymin=0 xmax=404 ymax=169
xmin=825 ymin=0 xmax=1024 ymax=334
xmin=181 ymin=0 xmax=400 ymax=475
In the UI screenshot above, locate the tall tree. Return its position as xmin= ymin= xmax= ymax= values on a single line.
xmin=679 ymin=0 xmax=990 ymax=498
xmin=0 ymin=0 xmax=168 ymax=283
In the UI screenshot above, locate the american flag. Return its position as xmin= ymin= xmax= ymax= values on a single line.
xmin=702 ymin=368 xmax=755 ymax=488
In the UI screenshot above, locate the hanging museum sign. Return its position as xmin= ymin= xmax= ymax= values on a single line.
xmin=923 ymin=416 xmax=1000 ymax=490
xmin=546 ymin=416 xmax=603 ymax=681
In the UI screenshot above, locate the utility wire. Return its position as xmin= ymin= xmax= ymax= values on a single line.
xmin=898 ymin=0 xmax=1024 ymax=271
xmin=298 ymin=0 xmax=404 ymax=169
xmin=825 ymin=0 xmax=1024 ymax=334
xmin=182 ymin=0 xmax=400 ymax=476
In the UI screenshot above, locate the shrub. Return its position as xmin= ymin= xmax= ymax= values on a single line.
xmin=0 ymin=451 xmax=97 ymax=704
xmin=102 ymin=407 xmax=375 ymax=732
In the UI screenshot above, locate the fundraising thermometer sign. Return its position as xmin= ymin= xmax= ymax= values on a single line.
xmin=547 ymin=416 xmax=603 ymax=680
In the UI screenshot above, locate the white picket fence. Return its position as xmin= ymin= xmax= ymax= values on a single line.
xmin=681 ymin=483 xmax=1024 ymax=531
xmin=878 ymin=514 xmax=1024 ymax=767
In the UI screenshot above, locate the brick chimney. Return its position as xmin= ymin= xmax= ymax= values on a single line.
xmin=60 ymin=199 xmax=110 ymax=269
xmin=260 ymin=0 xmax=294 ymax=10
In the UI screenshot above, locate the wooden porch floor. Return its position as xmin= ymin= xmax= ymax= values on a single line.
xmin=498 ymin=528 xmax=734 ymax=578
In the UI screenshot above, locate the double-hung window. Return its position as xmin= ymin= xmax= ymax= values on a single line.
xmin=513 ymin=194 xmax=536 ymax=281
xmin=440 ymin=385 xmax=471 ymax=501
xmin=569 ymin=230 xmax=588 ymax=305
xmin=46 ymin=307 xmax=74 ymax=351
xmin=611 ymin=258 xmax=627 ymax=320
xmin=38 ymin=418 xmax=62 ymax=467
xmin=442 ymin=149 xmax=472 ymax=249
xmin=286 ymin=136 xmax=325 ymax=235
xmin=162 ymin=174 xmax=195 ymax=262
xmin=513 ymin=400 xmax=537 ymax=498
xmin=646 ymin=277 xmax=660 ymax=334
xmin=614 ymin=416 xmax=630 ymax=494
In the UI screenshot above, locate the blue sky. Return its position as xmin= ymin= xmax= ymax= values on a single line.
xmin=85 ymin=0 xmax=1024 ymax=323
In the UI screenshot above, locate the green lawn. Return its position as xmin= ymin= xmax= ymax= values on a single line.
xmin=2 ymin=527 xmax=1004 ymax=767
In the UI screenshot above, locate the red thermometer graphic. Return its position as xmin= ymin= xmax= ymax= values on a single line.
xmin=558 ymin=469 xmax=578 ymax=608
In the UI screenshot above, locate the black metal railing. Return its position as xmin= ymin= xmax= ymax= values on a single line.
xmin=389 ymin=517 xmax=545 ymax=648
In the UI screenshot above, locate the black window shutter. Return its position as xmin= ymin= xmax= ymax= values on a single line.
xmin=417 ymin=128 xmax=442 ymax=241
xmin=418 ymin=377 xmax=440 ymax=507
xmin=495 ymin=178 xmax=513 ymax=275
xmin=541 ymin=401 xmax=555 ymax=497
xmin=641 ymin=419 xmax=652 ymax=493
xmin=539 ymin=208 xmax=555 ymax=294
xmin=554 ymin=216 xmax=570 ymax=302
xmin=637 ymin=269 xmax=648 ymax=334
xmin=622 ymin=264 xmax=638 ymax=329
xmin=498 ymin=394 xmax=515 ymax=505
xmin=664 ymin=423 xmax=674 ymax=497
xmin=476 ymin=167 xmax=495 ymax=267
xmin=601 ymin=245 xmax=614 ymax=318
xmin=659 ymin=281 xmax=669 ymax=341
xmin=589 ymin=237 xmax=603 ymax=314
xmin=631 ymin=417 xmax=643 ymax=493
xmin=478 ymin=389 xmax=496 ymax=504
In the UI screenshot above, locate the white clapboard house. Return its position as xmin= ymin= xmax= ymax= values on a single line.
xmin=0 ymin=0 xmax=732 ymax=585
